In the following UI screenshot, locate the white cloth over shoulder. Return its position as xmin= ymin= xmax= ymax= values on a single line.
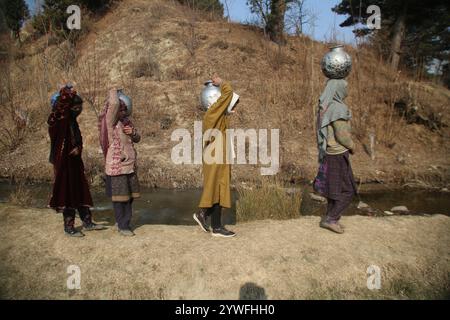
xmin=227 ymin=92 xmax=240 ymax=113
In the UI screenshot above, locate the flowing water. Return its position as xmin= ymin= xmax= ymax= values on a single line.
xmin=301 ymin=187 xmax=450 ymax=218
xmin=0 ymin=181 xmax=236 ymax=227
xmin=0 ymin=181 xmax=449 ymax=227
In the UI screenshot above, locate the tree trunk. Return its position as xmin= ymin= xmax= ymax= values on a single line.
xmin=267 ymin=0 xmax=287 ymax=45
xmin=390 ymin=6 xmax=407 ymax=71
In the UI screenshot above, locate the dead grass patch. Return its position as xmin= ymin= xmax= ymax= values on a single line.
xmin=236 ymin=178 xmax=301 ymax=222
xmin=132 ymin=56 xmax=161 ymax=80
xmin=8 ymin=183 xmax=34 ymax=207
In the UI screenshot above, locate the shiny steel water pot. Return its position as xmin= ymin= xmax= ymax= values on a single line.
xmin=321 ymin=45 xmax=352 ymax=79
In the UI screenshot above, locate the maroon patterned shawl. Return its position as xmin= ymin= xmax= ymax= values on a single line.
xmin=48 ymin=87 xmax=93 ymax=211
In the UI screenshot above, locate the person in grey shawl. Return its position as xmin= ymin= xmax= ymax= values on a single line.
xmin=316 ymin=79 xmax=357 ymax=234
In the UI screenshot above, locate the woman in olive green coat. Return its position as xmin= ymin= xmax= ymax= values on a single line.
xmin=194 ymin=75 xmax=238 ymax=238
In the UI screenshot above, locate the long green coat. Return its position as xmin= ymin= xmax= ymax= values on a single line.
xmin=198 ymin=82 xmax=233 ymax=209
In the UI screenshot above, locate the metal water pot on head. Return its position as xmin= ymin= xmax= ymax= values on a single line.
xmin=200 ymin=80 xmax=221 ymax=111
xmin=117 ymin=89 xmax=133 ymax=116
xmin=200 ymin=80 xmax=241 ymax=113
xmin=321 ymin=45 xmax=352 ymax=79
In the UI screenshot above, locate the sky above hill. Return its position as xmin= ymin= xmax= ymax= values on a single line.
xmin=220 ymin=0 xmax=356 ymax=44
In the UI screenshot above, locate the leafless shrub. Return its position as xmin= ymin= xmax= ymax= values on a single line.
xmin=159 ymin=116 xmax=174 ymax=130
xmin=182 ymin=22 xmax=200 ymax=57
xmin=132 ymin=56 xmax=161 ymax=80
xmin=72 ymin=49 xmax=102 ymax=117
xmin=285 ymin=0 xmax=317 ymax=36
xmin=149 ymin=2 xmax=170 ymax=20
xmin=8 ymin=183 xmax=34 ymax=207
xmin=266 ymin=44 xmax=293 ymax=71
xmin=167 ymin=65 xmax=192 ymax=80
xmin=0 ymin=61 xmax=30 ymax=151
xmin=209 ymin=40 xmax=229 ymax=50
xmin=237 ymin=44 xmax=256 ymax=55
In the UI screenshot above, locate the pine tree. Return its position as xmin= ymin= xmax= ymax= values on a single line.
xmin=333 ymin=0 xmax=450 ymax=72
xmin=32 ymin=0 xmax=112 ymax=35
xmin=0 ymin=0 xmax=29 ymax=39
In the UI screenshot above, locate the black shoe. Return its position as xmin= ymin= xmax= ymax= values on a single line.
xmin=65 ymin=228 xmax=85 ymax=237
xmin=211 ymin=227 xmax=236 ymax=238
xmin=193 ymin=211 xmax=210 ymax=233
xmin=83 ymin=222 xmax=107 ymax=231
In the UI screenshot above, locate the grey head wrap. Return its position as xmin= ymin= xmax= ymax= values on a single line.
xmin=316 ymin=79 xmax=351 ymax=163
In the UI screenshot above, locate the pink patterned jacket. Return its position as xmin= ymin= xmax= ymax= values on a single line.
xmin=104 ymin=89 xmax=140 ymax=176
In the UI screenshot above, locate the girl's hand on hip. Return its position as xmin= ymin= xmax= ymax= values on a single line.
xmin=123 ymin=126 xmax=133 ymax=135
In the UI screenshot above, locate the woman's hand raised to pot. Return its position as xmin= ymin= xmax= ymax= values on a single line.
xmin=211 ymin=74 xmax=223 ymax=86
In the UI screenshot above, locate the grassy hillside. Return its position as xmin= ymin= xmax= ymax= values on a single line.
xmin=1 ymin=0 xmax=449 ymax=189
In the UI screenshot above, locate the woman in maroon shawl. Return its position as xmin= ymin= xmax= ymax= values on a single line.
xmin=48 ymin=85 xmax=106 ymax=237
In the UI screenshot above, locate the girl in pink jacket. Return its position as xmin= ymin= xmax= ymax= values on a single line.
xmin=99 ymin=88 xmax=141 ymax=236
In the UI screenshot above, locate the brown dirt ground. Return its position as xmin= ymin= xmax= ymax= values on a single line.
xmin=0 ymin=204 xmax=449 ymax=300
